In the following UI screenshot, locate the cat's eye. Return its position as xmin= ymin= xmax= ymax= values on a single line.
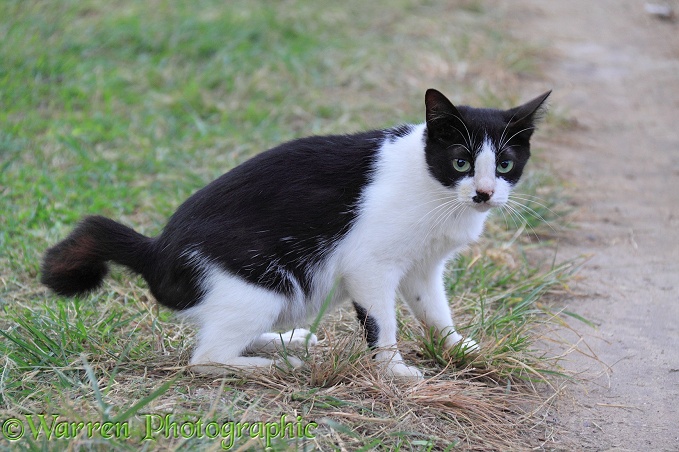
xmin=497 ymin=160 xmax=514 ymax=174
xmin=453 ymin=159 xmax=471 ymax=173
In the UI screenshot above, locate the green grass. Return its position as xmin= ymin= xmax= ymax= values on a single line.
xmin=1 ymin=1 xmax=578 ymax=450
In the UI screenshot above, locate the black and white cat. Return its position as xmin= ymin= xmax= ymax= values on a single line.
xmin=41 ymin=89 xmax=550 ymax=379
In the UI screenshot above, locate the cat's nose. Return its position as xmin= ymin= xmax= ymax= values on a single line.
xmin=473 ymin=190 xmax=492 ymax=203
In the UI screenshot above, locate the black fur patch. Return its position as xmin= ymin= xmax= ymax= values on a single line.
xmin=41 ymin=216 xmax=153 ymax=297
xmin=388 ymin=124 xmax=415 ymax=140
xmin=151 ymin=131 xmax=384 ymax=308
xmin=353 ymin=301 xmax=380 ymax=349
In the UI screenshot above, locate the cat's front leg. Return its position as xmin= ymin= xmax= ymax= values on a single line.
xmin=346 ymin=274 xmax=424 ymax=380
xmin=399 ymin=260 xmax=479 ymax=353
xmin=352 ymin=300 xmax=424 ymax=380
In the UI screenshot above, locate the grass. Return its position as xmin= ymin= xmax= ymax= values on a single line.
xmin=1 ymin=0 xmax=580 ymax=450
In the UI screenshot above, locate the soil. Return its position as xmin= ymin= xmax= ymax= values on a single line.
xmin=496 ymin=0 xmax=679 ymax=450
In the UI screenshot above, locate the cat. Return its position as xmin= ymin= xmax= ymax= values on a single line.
xmin=41 ymin=88 xmax=550 ymax=380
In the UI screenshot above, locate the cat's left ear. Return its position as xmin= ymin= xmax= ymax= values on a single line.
xmin=504 ymin=90 xmax=552 ymax=126
xmin=425 ymin=89 xmax=465 ymax=140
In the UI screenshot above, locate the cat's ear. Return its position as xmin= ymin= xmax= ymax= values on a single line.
xmin=505 ymin=91 xmax=551 ymax=126
xmin=425 ymin=89 xmax=465 ymax=140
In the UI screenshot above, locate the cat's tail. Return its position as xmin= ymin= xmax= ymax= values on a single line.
xmin=41 ymin=216 xmax=155 ymax=297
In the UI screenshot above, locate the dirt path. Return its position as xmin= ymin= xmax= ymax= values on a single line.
xmin=497 ymin=1 xmax=679 ymax=450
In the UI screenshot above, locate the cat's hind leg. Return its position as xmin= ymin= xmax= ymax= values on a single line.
xmin=248 ymin=329 xmax=318 ymax=354
xmin=182 ymin=269 xmax=300 ymax=374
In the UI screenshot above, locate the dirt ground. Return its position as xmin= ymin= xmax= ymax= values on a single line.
xmin=497 ymin=0 xmax=679 ymax=450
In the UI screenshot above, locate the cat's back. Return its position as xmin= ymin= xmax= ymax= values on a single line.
xmin=176 ymin=131 xmax=385 ymax=220
xmin=155 ymin=129 xmax=395 ymax=263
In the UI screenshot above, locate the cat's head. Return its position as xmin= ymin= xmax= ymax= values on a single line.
xmin=424 ymin=89 xmax=550 ymax=212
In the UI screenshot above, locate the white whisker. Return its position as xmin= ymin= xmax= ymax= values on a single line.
xmin=507 ymin=199 xmax=557 ymax=233
xmin=503 ymin=202 xmax=542 ymax=241
xmin=421 ymin=200 xmax=466 ymax=243
xmin=497 ymin=205 xmax=517 ymax=231
xmin=500 ymin=126 xmax=535 ymax=150
xmin=498 ymin=109 xmax=520 ymax=153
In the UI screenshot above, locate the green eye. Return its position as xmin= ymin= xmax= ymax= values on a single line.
xmin=453 ymin=159 xmax=471 ymax=172
xmin=497 ymin=160 xmax=514 ymax=173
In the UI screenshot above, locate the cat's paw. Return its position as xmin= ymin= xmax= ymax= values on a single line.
xmin=385 ymin=361 xmax=424 ymax=381
xmin=445 ymin=335 xmax=480 ymax=354
xmin=275 ymin=355 xmax=304 ymax=369
xmin=283 ymin=328 xmax=318 ymax=349
xmin=189 ymin=355 xmax=304 ymax=374
xmin=458 ymin=337 xmax=479 ymax=353
xmin=248 ymin=329 xmax=318 ymax=354
xmin=189 ymin=356 xmax=276 ymax=375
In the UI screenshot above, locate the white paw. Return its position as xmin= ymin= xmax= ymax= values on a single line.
xmin=248 ymin=329 xmax=318 ymax=354
xmin=385 ymin=361 xmax=424 ymax=381
xmin=189 ymin=363 xmax=229 ymax=375
xmin=444 ymin=330 xmax=464 ymax=346
xmin=188 ymin=356 xmax=276 ymax=375
xmin=276 ymin=355 xmax=304 ymax=368
xmin=458 ymin=337 xmax=479 ymax=353
xmin=283 ymin=328 xmax=318 ymax=348
xmin=445 ymin=334 xmax=480 ymax=354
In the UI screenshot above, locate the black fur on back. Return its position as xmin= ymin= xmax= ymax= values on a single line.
xmin=42 ymin=130 xmax=386 ymax=310
xmin=150 ymin=131 xmax=384 ymax=308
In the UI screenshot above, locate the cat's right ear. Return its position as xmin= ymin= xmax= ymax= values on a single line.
xmin=425 ymin=89 xmax=464 ymax=140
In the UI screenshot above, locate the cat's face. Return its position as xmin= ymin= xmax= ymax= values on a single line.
xmin=424 ymin=89 xmax=550 ymax=212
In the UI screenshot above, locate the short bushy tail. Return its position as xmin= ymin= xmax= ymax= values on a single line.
xmin=41 ymin=216 xmax=155 ymax=297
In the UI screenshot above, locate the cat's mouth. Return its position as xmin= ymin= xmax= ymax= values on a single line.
xmin=472 ymin=202 xmax=494 ymax=212
xmin=471 ymin=199 xmax=505 ymax=212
